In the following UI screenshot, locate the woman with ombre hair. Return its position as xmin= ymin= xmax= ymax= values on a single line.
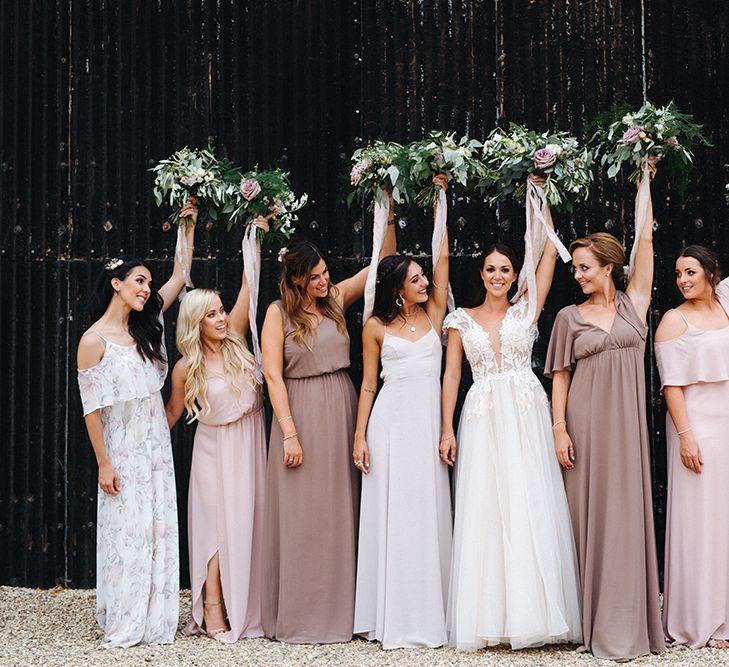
xmin=166 ymin=220 xmax=267 ymax=643
xmin=261 ymin=218 xmax=396 ymax=644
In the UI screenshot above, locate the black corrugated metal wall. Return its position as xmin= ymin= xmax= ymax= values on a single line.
xmin=1 ymin=0 xmax=727 ymax=588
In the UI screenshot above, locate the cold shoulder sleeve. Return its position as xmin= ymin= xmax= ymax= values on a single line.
xmin=544 ymin=307 xmax=576 ymax=377
xmin=655 ymin=330 xmax=729 ymax=389
xmin=717 ymin=277 xmax=729 ymax=312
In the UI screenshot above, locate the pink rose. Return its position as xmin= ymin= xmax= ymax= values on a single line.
xmin=622 ymin=125 xmax=643 ymax=145
xmin=240 ymin=178 xmax=261 ymax=200
xmin=666 ymin=136 xmax=679 ymax=147
xmin=350 ymin=158 xmax=373 ymax=186
xmin=533 ymin=147 xmax=557 ymax=169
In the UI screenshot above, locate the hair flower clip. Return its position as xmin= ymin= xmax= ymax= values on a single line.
xmin=277 ymin=247 xmax=289 ymax=263
xmin=105 ymin=257 xmax=124 ymax=272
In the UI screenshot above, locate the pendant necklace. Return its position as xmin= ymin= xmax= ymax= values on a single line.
xmin=403 ymin=308 xmax=417 ymax=332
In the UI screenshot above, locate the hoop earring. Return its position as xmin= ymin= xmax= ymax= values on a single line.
xmin=395 ymin=295 xmax=403 ymax=307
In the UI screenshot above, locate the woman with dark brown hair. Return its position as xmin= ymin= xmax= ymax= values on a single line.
xmin=260 ymin=219 xmax=395 ymax=643
xmin=655 ymin=245 xmax=729 ymax=649
xmin=544 ymin=178 xmax=665 ymax=659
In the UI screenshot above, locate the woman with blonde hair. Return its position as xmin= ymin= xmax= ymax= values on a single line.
xmin=260 ymin=208 xmax=396 ymax=643
xmin=545 ymin=172 xmax=665 ymax=658
xmin=166 ymin=220 xmax=267 ymax=642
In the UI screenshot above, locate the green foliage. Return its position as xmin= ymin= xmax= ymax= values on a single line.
xmin=482 ymin=125 xmax=594 ymax=213
xmin=347 ymin=141 xmax=414 ymax=210
xmin=589 ymin=101 xmax=711 ymax=196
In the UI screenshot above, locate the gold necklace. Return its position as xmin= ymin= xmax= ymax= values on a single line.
xmin=401 ymin=308 xmax=418 ymax=332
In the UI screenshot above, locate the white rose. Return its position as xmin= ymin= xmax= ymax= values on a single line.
xmin=545 ymin=143 xmax=563 ymax=156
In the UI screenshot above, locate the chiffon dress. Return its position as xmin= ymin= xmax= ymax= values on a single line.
xmin=77 ymin=331 xmax=179 ymax=649
xmin=655 ymin=278 xmax=729 ymax=649
xmin=183 ymin=369 xmax=266 ymax=642
xmin=354 ymin=319 xmax=452 ymax=649
xmin=262 ymin=302 xmax=359 ymax=644
xmin=444 ymin=302 xmax=581 ymax=650
xmin=544 ymin=291 xmax=664 ymax=659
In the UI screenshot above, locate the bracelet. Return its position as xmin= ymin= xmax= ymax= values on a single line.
xmin=283 ymin=432 xmax=298 ymax=441
xmin=440 ymin=435 xmax=455 ymax=442
xmin=431 ymin=281 xmax=448 ymax=292
xmin=277 ymin=415 xmax=293 ymax=423
xmin=552 ymin=420 xmax=566 ymax=430
xmin=677 ymin=426 xmax=692 ymax=435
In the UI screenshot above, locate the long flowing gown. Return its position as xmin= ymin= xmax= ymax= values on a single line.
xmin=544 ymin=290 xmax=665 ymax=659
xmin=262 ymin=302 xmax=359 ymax=644
xmin=77 ymin=332 xmax=179 ymax=649
xmin=183 ymin=370 xmax=266 ymax=643
xmin=354 ymin=322 xmax=452 ymax=649
xmin=655 ymin=278 xmax=729 ymax=648
xmin=444 ymin=303 xmax=581 ymax=650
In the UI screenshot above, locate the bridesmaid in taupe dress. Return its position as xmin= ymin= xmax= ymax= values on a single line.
xmin=545 ymin=176 xmax=665 ymax=659
xmin=260 ymin=227 xmax=395 ymax=643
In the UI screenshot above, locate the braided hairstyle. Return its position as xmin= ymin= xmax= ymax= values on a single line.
xmin=88 ymin=256 xmax=165 ymax=364
xmin=372 ymin=254 xmax=418 ymax=324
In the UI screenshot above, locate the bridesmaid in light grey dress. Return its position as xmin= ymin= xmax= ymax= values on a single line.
xmin=353 ymin=179 xmax=452 ymax=649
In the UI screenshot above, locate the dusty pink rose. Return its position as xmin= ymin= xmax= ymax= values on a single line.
xmin=350 ymin=158 xmax=373 ymax=186
xmin=433 ymin=151 xmax=445 ymax=167
xmin=240 ymin=178 xmax=261 ymax=200
xmin=666 ymin=136 xmax=679 ymax=147
xmin=533 ymin=147 xmax=557 ymax=169
xmin=622 ymin=125 xmax=643 ymax=144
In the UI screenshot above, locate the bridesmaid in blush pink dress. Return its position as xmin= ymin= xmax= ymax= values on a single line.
xmin=166 ymin=227 xmax=266 ymax=643
xmin=655 ymin=246 xmax=729 ymax=650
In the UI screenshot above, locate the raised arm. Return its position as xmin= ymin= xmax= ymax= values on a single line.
xmin=551 ymin=370 xmax=575 ymax=469
xmin=530 ymin=199 xmax=558 ymax=322
xmin=335 ymin=192 xmax=397 ymax=311
xmin=352 ymin=318 xmax=383 ymax=474
xmin=439 ymin=327 xmax=463 ymax=466
xmin=425 ymin=175 xmax=450 ymax=329
xmin=158 ymin=197 xmax=197 ymax=312
xmin=164 ymin=358 xmax=188 ymax=429
xmin=626 ymin=169 xmax=655 ymax=323
xmin=77 ymin=333 xmax=120 ymax=496
xmin=261 ymin=303 xmax=302 ymax=468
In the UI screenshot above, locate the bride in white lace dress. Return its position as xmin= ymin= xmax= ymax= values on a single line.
xmin=441 ymin=212 xmax=581 ymax=650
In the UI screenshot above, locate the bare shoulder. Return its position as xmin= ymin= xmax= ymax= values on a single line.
xmin=363 ymin=316 xmax=385 ymax=343
xmin=172 ymin=356 xmax=189 ymax=377
xmin=77 ymin=330 xmax=106 ymax=370
xmin=655 ymin=308 xmax=688 ymax=343
xmin=263 ymin=301 xmax=283 ymax=324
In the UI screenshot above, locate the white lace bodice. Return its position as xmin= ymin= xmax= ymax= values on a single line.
xmin=443 ymin=301 xmax=546 ymax=418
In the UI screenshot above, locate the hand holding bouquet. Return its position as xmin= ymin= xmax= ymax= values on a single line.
xmin=348 ymin=140 xmax=413 ymax=209
xmin=482 ymin=125 xmax=593 ymax=212
xmin=408 ymin=131 xmax=488 ymax=208
xmin=225 ymin=167 xmax=307 ymax=244
xmin=152 ymin=146 xmax=227 ymax=225
xmin=590 ymin=101 xmax=710 ymax=195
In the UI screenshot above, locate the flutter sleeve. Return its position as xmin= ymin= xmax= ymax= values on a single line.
xmin=77 ymin=361 xmax=117 ymax=416
xmin=443 ymin=308 xmax=467 ymax=334
xmin=544 ymin=308 xmax=576 ymax=377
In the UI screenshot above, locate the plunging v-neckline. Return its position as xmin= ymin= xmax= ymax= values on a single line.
xmin=462 ymin=307 xmax=513 ymax=368
xmin=575 ymin=305 xmax=617 ymax=335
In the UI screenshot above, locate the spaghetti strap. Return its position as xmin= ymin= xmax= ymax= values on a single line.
xmin=672 ymin=309 xmax=690 ymax=328
xmin=84 ymin=328 xmax=108 ymax=346
xmin=422 ymin=309 xmax=434 ymax=329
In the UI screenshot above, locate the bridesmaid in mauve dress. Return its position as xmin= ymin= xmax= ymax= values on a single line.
xmin=545 ymin=174 xmax=664 ymax=659
xmin=166 ymin=227 xmax=267 ymax=642
xmin=655 ymin=246 xmax=729 ymax=650
xmin=261 ymin=227 xmax=395 ymax=643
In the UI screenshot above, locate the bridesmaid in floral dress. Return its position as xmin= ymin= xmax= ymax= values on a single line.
xmin=76 ymin=202 xmax=196 ymax=648
xmin=655 ymin=246 xmax=729 ymax=649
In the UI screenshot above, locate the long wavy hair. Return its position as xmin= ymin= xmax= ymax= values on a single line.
xmin=88 ymin=256 xmax=165 ymax=364
xmin=278 ymin=239 xmax=347 ymax=348
xmin=470 ymin=243 xmax=522 ymax=306
xmin=176 ymin=288 xmax=259 ymax=423
xmin=372 ymin=254 xmax=417 ymax=324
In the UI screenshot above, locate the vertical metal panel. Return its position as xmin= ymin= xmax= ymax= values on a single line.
xmin=2 ymin=0 xmax=729 ymax=587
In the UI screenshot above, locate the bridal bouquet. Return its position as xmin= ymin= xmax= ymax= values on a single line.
xmin=482 ymin=125 xmax=593 ymax=212
xmin=224 ymin=167 xmax=307 ymax=243
xmin=348 ymin=141 xmax=413 ymax=208
xmin=408 ymin=131 xmax=489 ymax=207
xmin=589 ymin=102 xmax=710 ymax=195
xmin=151 ymin=146 xmax=227 ymax=225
